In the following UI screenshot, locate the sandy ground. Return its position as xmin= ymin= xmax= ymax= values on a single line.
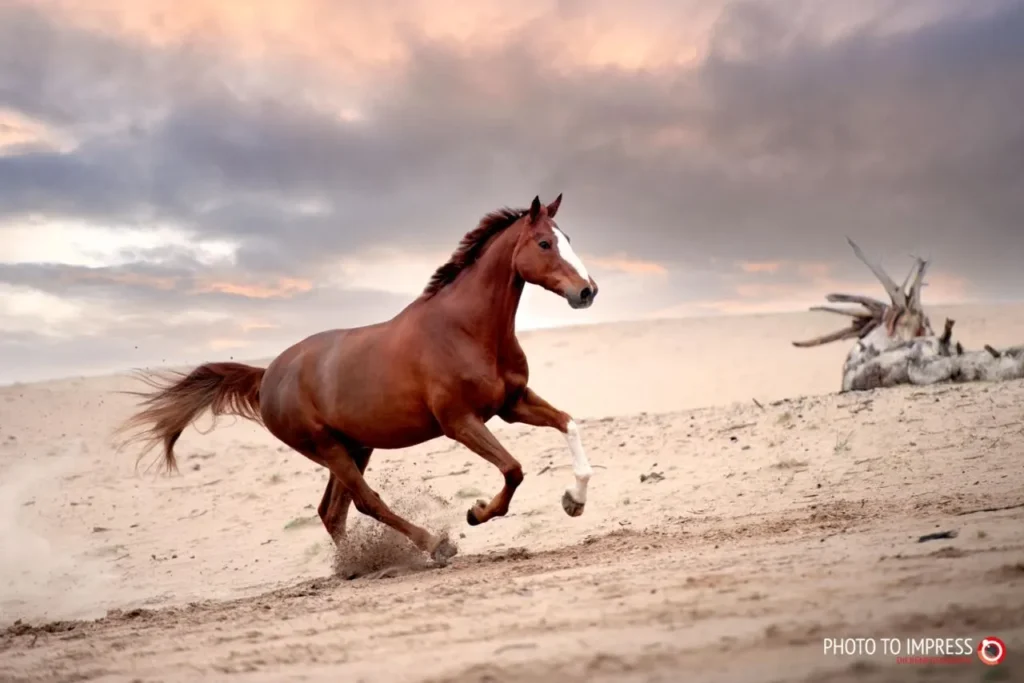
xmin=1 ymin=304 xmax=1023 ymax=682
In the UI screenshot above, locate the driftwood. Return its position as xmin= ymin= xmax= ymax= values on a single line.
xmin=793 ymin=238 xmax=1024 ymax=392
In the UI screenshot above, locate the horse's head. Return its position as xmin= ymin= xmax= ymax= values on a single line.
xmin=513 ymin=194 xmax=598 ymax=309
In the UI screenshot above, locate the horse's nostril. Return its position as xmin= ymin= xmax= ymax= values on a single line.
xmin=580 ymin=287 xmax=592 ymax=301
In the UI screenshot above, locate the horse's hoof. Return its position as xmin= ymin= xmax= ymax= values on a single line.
xmin=561 ymin=490 xmax=585 ymax=517
xmin=430 ymin=536 xmax=458 ymax=566
xmin=466 ymin=499 xmax=487 ymax=526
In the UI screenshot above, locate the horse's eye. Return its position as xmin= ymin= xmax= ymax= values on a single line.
xmin=539 ymin=240 xmax=551 ymax=250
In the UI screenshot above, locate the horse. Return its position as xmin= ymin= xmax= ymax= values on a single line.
xmin=116 ymin=194 xmax=598 ymax=566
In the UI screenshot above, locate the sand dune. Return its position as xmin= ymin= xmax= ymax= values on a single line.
xmin=1 ymin=306 xmax=1023 ymax=682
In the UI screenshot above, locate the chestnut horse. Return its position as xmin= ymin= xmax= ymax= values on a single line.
xmin=117 ymin=194 xmax=598 ymax=565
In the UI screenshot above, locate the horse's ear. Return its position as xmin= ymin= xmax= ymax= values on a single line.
xmin=529 ymin=196 xmax=542 ymax=222
xmin=547 ymin=193 xmax=562 ymax=218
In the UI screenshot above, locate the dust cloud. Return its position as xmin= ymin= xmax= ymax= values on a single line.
xmin=0 ymin=443 xmax=125 ymax=625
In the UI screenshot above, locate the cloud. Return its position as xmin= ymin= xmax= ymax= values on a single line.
xmin=192 ymin=277 xmax=313 ymax=299
xmin=738 ymin=261 xmax=783 ymax=274
xmin=0 ymin=0 xmax=1022 ymax=382
xmin=0 ymin=273 xmax=414 ymax=383
xmin=585 ymin=255 xmax=668 ymax=276
xmin=707 ymin=258 xmax=975 ymax=316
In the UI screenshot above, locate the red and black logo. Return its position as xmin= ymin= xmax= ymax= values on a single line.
xmin=977 ymin=637 xmax=1006 ymax=666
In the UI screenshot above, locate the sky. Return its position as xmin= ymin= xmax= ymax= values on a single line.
xmin=1 ymin=0 xmax=1023 ymax=383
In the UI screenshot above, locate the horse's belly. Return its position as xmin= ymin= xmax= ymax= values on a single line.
xmin=339 ymin=375 xmax=509 ymax=448
xmin=346 ymin=420 xmax=444 ymax=450
xmin=328 ymin=396 xmax=443 ymax=450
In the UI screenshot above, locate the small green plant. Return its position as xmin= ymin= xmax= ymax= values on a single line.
xmin=772 ymin=458 xmax=808 ymax=469
xmin=284 ymin=515 xmax=319 ymax=530
xmin=834 ymin=431 xmax=853 ymax=454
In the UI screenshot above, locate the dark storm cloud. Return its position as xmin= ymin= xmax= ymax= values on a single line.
xmin=3 ymin=0 xmax=1023 ymax=288
xmin=552 ymin=0 xmax=1024 ymax=283
xmin=1 ymin=0 xmax=1024 ymax=383
xmin=0 ymin=4 xmax=150 ymax=124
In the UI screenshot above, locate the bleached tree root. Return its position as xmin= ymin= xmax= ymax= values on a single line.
xmin=794 ymin=239 xmax=1024 ymax=392
xmin=842 ymin=325 xmax=1024 ymax=392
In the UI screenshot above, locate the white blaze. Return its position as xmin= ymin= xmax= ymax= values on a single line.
xmin=552 ymin=227 xmax=590 ymax=281
xmin=564 ymin=420 xmax=593 ymax=504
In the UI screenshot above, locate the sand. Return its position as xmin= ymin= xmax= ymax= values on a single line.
xmin=1 ymin=304 xmax=1023 ymax=682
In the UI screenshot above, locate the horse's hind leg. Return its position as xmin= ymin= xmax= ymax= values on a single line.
xmin=315 ymin=435 xmax=457 ymax=565
xmin=317 ymin=447 xmax=372 ymax=543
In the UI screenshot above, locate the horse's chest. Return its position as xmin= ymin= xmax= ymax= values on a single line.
xmin=448 ymin=343 xmax=527 ymax=416
xmin=464 ymin=367 xmax=525 ymax=417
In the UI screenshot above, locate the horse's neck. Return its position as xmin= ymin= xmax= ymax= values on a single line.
xmin=443 ymin=231 xmax=523 ymax=347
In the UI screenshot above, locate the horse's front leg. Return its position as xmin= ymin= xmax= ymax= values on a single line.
xmin=439 ymin=413 xmax=524 ymax=526
xmin=499 ymin=387 xmax=593 ymax=517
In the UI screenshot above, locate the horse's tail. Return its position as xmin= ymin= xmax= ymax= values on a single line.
xmin=115 ymin=362 xmax=266 ymax=474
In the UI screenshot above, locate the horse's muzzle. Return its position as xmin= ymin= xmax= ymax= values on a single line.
xmin=567 ymin=284 xmax=597 ymax=309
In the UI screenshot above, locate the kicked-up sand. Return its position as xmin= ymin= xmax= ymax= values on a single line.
xmin=1 ymin=304 xmax=1023 ymax=682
